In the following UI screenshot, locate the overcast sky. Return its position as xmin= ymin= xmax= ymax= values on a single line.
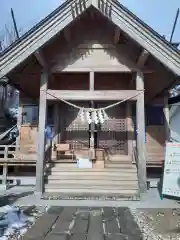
xmin=0 ymin=0 xmax=180 ymax=42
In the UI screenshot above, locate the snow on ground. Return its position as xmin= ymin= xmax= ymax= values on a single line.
xmin=0 ymin=205 xmax=47 ymax=240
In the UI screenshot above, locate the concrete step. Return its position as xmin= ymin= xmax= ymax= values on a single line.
xmin=45 ymin=174 xmax=138 ymax=181
xmin=52 ymin=163 xmax=77 ymax=168
xmin=49 ymin=167 xmax=137 ymax=173
xmin=105 ymin=160 xmax=133 ymax=165
xmin=44 ymin=188 xmax=138 ymax=196
xmin=108 ymin=155 xmax=131 ymax=161
xmin=45 ymin=179 xmax=138 ymax=186
xmin=46 ymin=171 xmax=137 ymax=179
xmin=44 ymin=183 xmax=138 ymax=190
xmin=52 ymin=159 xmax=77 ymax=163
xmin=105 ymin=163 xmax=136 ymax=168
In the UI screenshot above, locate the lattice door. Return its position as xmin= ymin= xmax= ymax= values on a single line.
xmin=60 ymin=102 xmax=89 ymax=151
xmin=96 ymin=102 xmax=128 ymax=155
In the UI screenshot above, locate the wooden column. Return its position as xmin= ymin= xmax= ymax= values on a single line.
xmin=126 ymin=102 xmax=133 ymax=156
xmin=136 ymin=71 xmax=147 ymax=193
xmin=163 ymin=97 xmax=170 ymax=141
xmin=52 ymin=103 xmax=59 ymax=159
xmin=16 ymin=102 xmax=22 ymax=152
xmin=35 ymin=70 xmax=48 ymax=194
xmin=89 ymin=71 xmax=95 ymax=159
xmin=54 ymin=103 xmax=59 ymax=144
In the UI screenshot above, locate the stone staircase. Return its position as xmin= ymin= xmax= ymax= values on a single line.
xmin=44 ymin=155 xmax=139 ymax=199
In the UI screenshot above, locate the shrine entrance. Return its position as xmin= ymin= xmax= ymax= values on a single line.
xmin=94 ymin=102 xmax=128 ymax=156
xmin=57 ymin=101 xmax=128 ymax=158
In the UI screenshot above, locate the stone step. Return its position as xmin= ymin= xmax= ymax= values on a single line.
xmin=45 ymin=179 xmax=138 ymax=186
xmin=49 ymin=167 xmax=137 ymax=173
xmin=44 ymin=187 xmax=138 ymax=196
xmin=45 ymin=174 xmax=138 ymax=181
xmin=105 ymin=163 xmax=136 ymax=168
xmin=51 ymin=159 xmax=77 ymax=163
xmin=105 ymin=160 xmax=133 ymax=164
xmin=44 ymin=183 xmax=138 ymax=190
xmin=52 ymin=163 xmax=78 ymax=168
xmin=52 ymin=163 xmax=136 ymax=169
xmin=108 ymin=155 xmax=131 ymax=161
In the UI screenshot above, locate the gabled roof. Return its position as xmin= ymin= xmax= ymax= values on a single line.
xmin=0 ymin=0 xmax=180 ymax=78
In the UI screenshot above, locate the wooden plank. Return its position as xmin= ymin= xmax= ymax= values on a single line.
xmin=137 ymin=49 xmax=149 ymax=68
xmin=87 ymin=210 xmax=104 ymax=240
xmin=44 ymin=234 xmax=67 ymax=240
xmin=105 ymin=235 xmax=128 ymax=240
xmin=71 ymin=213 xmax=89 ymax=234
xmin=23 ymin=213 xmax=58 ymax=240
xmin=51 ymin=207 xmax=76 ymax=234
xmin=35 ymin=70 xmax=48 ymax=194
xmin=136 ymin=71 xmax=147 ymax=193
xmin=69 ymin=234 xmax=87 ymax=240
xmin=46 ymin=90 xmax=139 ymax=101
xmin=118 ymin=207 xmax=142 ymax=240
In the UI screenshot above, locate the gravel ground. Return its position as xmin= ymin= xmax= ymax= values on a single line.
xmin=131 ymin=208 xmax=180 ymax=240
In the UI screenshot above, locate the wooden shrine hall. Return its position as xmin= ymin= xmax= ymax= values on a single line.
xmin=0 ymin=0 xmax=180 ymax=198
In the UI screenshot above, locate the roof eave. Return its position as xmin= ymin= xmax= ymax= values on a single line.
xmin=0 ymin=0 xmax=180 ymax=79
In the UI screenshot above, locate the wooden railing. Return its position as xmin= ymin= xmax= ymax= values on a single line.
xmin=44 ymin=144 xmax=52 ymax=164
xmin=132 ymin=146 xmax=138 ymax=168
xmin=0 ymin=144 xmax=52 ymax=165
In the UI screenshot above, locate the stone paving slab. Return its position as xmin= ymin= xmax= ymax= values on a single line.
xmin=23 ymin=213 xmax=59 ymax=240
xmin=23 ymin=207 xmax=142 ymax=240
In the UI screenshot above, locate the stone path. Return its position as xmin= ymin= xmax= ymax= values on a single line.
xmin=23 ymin=207 xmax=142 ymax=240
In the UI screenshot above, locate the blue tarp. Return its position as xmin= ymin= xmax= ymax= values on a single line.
xmin=45 ymin=126 xmax=54 ymax=140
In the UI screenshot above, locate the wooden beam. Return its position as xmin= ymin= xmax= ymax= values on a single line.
xmin=89 ymin=71 xmax=95 ymax=159
xmin=35 ymin=70 xmax=48 ymax=194
xmin=34 ymin=50 xmax=47 ymax=68
xmin=136 ymin=71 xmax=147 ymax=193
xmin=113 ymin=27 xmax=121 ymax=44
xmin=64 ymin=28 xmax=71 ymax=42
xmin=89 ymin=71 xmax=94 ymax=90
xmin=46 ymin=90 xmax=139 ymax=101
xmin=137 ymin=49 xmax=149 ymax=68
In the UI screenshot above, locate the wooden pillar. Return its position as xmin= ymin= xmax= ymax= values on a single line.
xmin=136 ymin=71 xmax=147 ymax=193
xmin=163 ymin=97 xmax=170 ymax=141
xmin=53 ymin=103 xmax=60 ymax=144
xmin=89 ymin=71 xmax=95 ymax=159
xmin=35 ymin=70 xmax=48 ymax=194
xmin=16 ymin=102 xmax=22 ymax=152
xmin=52 ymin=103 xmax=59 ymax=159
xmin=126 ymin=102 xmax=133 ymax=156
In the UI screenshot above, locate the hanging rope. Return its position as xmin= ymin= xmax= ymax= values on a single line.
xmin=44 ymin=90 xmax=144 ymax=111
